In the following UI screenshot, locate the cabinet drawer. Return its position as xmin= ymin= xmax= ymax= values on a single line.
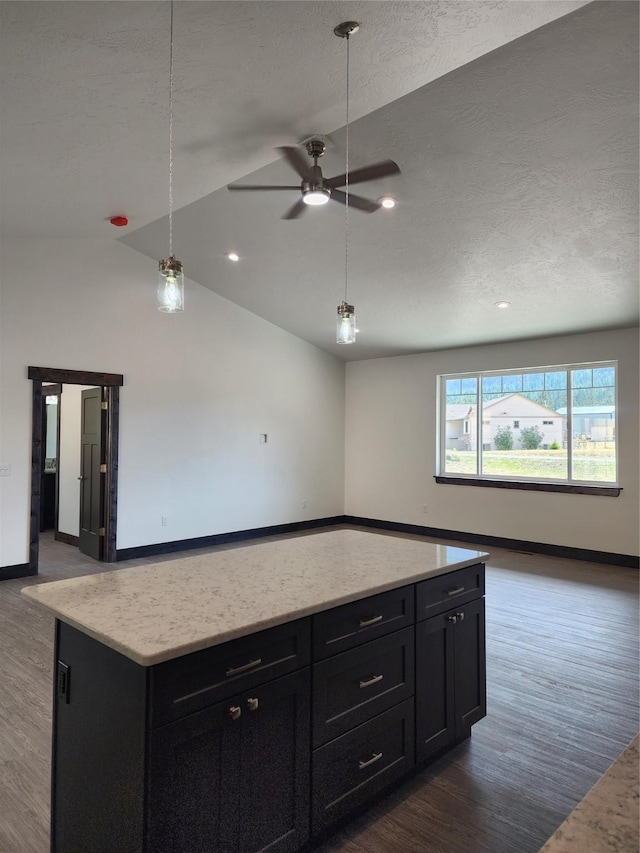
xmin=312 ymin=698 xmax=415 ymax=835
xmin=416 ymin=564 xmax=485 ymax=621
xmin=150 ymin=618 xmax=311 ymax=726
xmin=312 ymin=626 xmax=414 ymax=747
xmin=313 ymin=585 xmax=414 ymax=660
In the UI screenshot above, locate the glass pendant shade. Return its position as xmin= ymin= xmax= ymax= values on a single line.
xmin=157 ymin=257 xmax=184 ymax=313
xmin=337 ymin=301 xmax=357 ymax=344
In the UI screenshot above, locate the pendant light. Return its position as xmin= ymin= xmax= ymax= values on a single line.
xmin=157 ymin=0 xmax=184 ymax=313
xmin=334 ymin=21 xmax=359 ymax=345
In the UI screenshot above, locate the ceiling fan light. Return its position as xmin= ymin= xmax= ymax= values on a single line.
xmin=303 ymin=188 xmax=331 ymax=206
xmin=337 ymin=301 xmax=357 ymax=344
xmin=379 ymin=196 xmax=396 ymax=209
xmin=158 ymin=256 xmax=184 ymax=313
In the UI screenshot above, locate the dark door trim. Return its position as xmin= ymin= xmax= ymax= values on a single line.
xmin=40 ymin=385 xmax=62 ymax=534
xmin=29 ymin=367 xmax=123 ymax=575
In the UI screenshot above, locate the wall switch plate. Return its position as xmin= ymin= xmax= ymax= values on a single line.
xmin=422 ymin=504 xmax=429 ymax=513
xmin=0 ymin=464 xmax=10 ymax=477
xmin=161 ymin=516 xmax=168 ymax=526
xmin=302 ymin=499 xmax=307 ymax=509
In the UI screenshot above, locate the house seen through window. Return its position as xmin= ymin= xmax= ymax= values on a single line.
xmin=438 ymin=362 xmax=617 ymax=485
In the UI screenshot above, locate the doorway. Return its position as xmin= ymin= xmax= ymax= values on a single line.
xmin=28 ymin=366 xmax=123 ymax=575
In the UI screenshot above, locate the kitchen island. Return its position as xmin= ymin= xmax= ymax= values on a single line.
xmin=23 ymin=529 xmax=488 ymax=852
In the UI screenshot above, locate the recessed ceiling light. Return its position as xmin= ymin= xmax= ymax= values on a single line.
xmin=495 ymin=300 xmax=511 ymax=309
xmin=226 ymin=252 xmax=240 ymax=262
xmin=379 ymin=196 xmax=396 ymax=209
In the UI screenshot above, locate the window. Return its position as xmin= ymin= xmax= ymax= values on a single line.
xmin=439 ymin=361 xmax=617 ymax=487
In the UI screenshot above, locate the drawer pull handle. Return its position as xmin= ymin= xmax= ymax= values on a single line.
xmin=359 ymin=674 xmax=384 ymax=689
xmin=229 ymin=705 xmax=242 ymax=721
xmin=359 ymin=752 xmax=383 ymax=770
xmin=359 ymin=614 xmax=383 ymax=628
xmin=447 ymin=585 xmax=465 ymax=596
xmin=226 ymin=658 xmax=262 ymax=676
xmin=447 ymin=614 xmax=458 ymax=624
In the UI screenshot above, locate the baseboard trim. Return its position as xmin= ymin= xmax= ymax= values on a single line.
xmin=55 ymin=531 xmax=79 ymax=547
xmin=117 ymin=515 xmax=639 ymax=569
xmin=8 ymin=516 xmax=635 ymax=579
xmin=0 ymin=563 xmax=31 ymax=581
xmin=342 ymin=516 xmax=640 ymax=570
xmin=116 ymin=516 xmax=347 ymax=561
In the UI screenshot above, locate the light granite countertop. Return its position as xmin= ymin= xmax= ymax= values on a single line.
xmin=21 ymin=529 xmax=488 ymax=666
xmin=539 ymin=734 xmax=639 ymax=853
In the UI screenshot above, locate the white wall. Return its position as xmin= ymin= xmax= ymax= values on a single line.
xmin=0 ymin=238 xmax=345 ymax=566
xmin=44 ymin=399 xmax=58 ymax=459
xmin=345 ymin=328 xmax=639 ymax=557
xmin=57 ymin=385 xmax=93 ymax=537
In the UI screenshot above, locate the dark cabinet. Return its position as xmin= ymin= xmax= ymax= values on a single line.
xmin=312 ymin=585 xmax=414 ymax=660
xmin=237 ymin=671 xmax=310 ymax=853
xmin=312 ymin=626 xmax=414 ymax=747
xmin=147 ymin=698 xmax=237 ymax=853
xmin=312 ymin=698 xmax=415 ymax=835
xmin=51 ymin=562 xmax=486 ymax=852
xmin=416 ymin=597 xmax=486 ymax=763
xmin=147 ymin=669 xmax=310 ymax=853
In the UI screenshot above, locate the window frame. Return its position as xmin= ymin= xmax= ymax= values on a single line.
xmin=437 ymin=360 xmax=619 ymax=493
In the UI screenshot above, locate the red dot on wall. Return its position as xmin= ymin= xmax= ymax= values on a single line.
xmin=109 ymin=216 xmax=129 ymax=227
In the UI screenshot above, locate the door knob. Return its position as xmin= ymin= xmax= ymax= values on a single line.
xmin=77 ymin=476 xmax=85 ymax=481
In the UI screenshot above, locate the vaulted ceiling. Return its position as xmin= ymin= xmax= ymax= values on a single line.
xmin=1 ymin=1 xmax=638 ymax=360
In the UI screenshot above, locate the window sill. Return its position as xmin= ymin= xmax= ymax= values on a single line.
xmin=434 ymin=476 xmax=621 ymax=497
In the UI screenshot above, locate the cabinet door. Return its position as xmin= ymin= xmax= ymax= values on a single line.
xmin=147 ymin=700 xmax=241 ymax=853
xmin=415 ymin=610 xmax=456 ymax=763
xmin=237 ymin=669 xmax=310 ymax=853
xmin=416 ymin=598 xmax=487 ymax=764
xmin=453 ymin=597 xmax=486 ymax=738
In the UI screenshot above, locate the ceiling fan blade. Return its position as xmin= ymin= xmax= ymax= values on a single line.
xmin=330 ymin=189 xmax=379 ymax=213
xmin=227 ymin=185 xmax=300 ymax=191
xmin=277 ymin=146 xmax=312 ymax=180
xmin=326 ymin=159 xmax=401 ymax=189
xmin=282 ymin=198 xmax=308 ymax=220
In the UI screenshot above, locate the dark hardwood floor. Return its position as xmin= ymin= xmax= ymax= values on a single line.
xmin=1 ymin=528 xmax=638 ymax=853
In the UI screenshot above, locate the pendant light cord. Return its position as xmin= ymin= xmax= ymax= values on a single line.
xmin=344 ymin=33 xmax=350 ymax=304
xmin=168 ymin=0 xmax=175 ymax=258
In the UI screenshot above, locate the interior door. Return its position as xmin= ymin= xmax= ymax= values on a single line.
xmin=79 ymin=387 xmax=104 ymax=560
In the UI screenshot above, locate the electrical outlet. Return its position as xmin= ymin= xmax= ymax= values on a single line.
xmin=302 ymin=499 xmax=307 ymax=509
xmin=422 ymin=504 xmax=428 ymax=514
xmin=161 ymin=516 xmax=168 ymax=527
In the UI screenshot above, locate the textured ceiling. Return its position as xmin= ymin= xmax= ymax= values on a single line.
xmin=1 ymin=1 xmax=638 ymax=360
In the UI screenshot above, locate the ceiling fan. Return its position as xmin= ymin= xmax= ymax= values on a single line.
xmin=227 ymin=138 xmax=400 ymax=220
